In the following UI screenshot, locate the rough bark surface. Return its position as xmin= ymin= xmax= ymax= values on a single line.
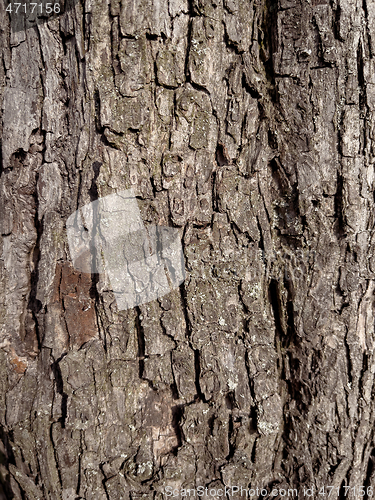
xmin=1 ymin=0 xmax=375 ymax=498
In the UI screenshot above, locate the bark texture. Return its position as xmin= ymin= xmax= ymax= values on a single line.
xmin=1 ymin=0 xmax=375 ymax=497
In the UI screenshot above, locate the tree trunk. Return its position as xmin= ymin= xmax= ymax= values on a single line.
xmin=1 ymin=0 xmax=375 ymax=497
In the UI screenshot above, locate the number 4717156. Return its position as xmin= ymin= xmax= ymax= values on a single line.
xmin=319 ymin=486 xmax=374 ymax=496
xmin=6 ymin=3 xmax=61 ymax=13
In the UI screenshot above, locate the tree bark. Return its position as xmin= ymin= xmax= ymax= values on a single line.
xmin=1 ymin=0 xmax=375 ymax=498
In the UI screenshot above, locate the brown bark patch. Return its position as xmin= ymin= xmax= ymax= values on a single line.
xmin=143 ymin=391 xmax=180 ymax=462
xmin=53 ymin=262 xmax=98 ymax=349
xmin=9 ymin=348 xmax=27 ymax=374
